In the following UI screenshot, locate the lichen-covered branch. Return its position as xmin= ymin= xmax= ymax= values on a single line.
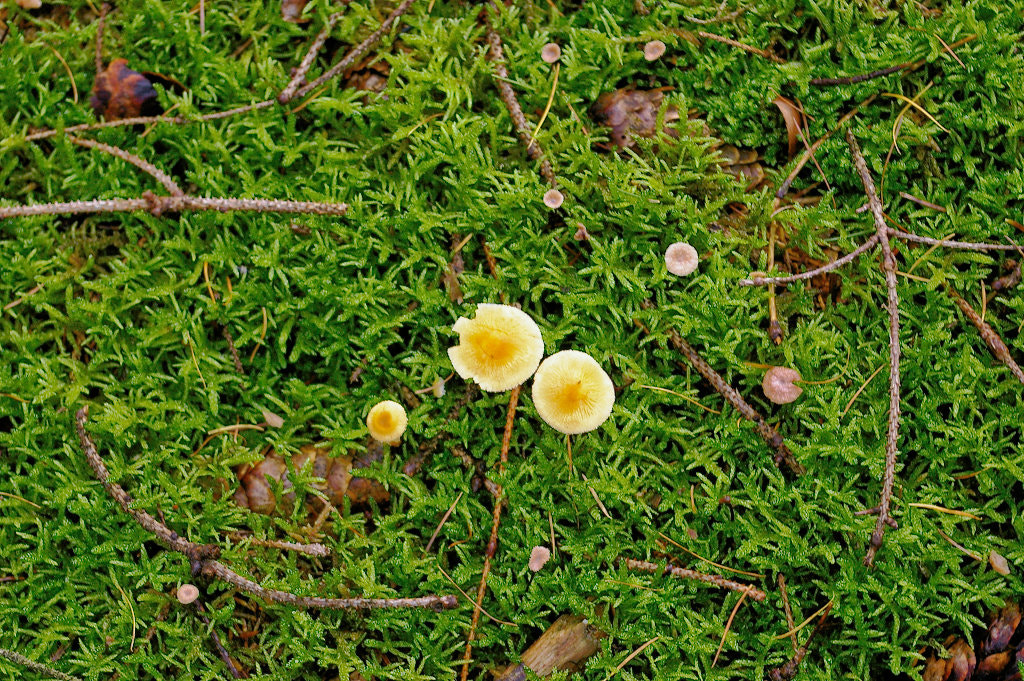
xmin=74 ymin=406 xmax=455 ymax=612
xmin=1 ymin=192 xmax=348 ymax=220
xmin=846 ymin=129 xmax=901 ymax=567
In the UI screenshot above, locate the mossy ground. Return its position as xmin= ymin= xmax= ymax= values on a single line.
xmin=2 ymin=1 xmax=1023 ymax=679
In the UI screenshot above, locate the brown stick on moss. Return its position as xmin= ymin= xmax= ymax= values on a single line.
xmin=74 ymin=406 xmax=456 ymax=612
xmin=0 ymin=193 xmax=348 ymax=220
xmin=624 ymin=558 xmax=767 ymax=601
xmin=485 ymin=9 xmax=557 ymax=187
xmin=0 ymin=648 xmax=82 ymax=681
xmin=461 ymin=385 xmax=521 ymax=681
xmin=636 ymin=301 xmax=804 ymax=475
xmin=846 ymin=129 xmax=902 ymax=567
xmin=946 ymin=286 xmax=1024 ymax=385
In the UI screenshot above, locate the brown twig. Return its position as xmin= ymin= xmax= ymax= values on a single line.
xmin=461 ymin=385 xmax=520 ymax=681
xmin=485 ymin=12 xmax=557 ymax=187
xmin=74 ymin=406 xmax=456 ymax=611
xmin=278 ymin=11 xmax=345 ymax=103
xmin=191 ymin=602 xmax=246 ymax=679
xmin=0 ymin=192 xmax=348 ymax=220
xmin=740 ymin=235 xmax=880 ymax=286
xmin=946 ymin=286 xmax=1024 ymax=385
xmin=888 ymin=229 xmax=1018 ymax=252
xmin=220 ymin=324 xmax=245 ymax=375
xmin=231 ymin=535 xmax=329 ymax=557
xmin=810 ymin=62 xmax=914 ymax=86
xmin=899 ymin=191 xmax=946 ymax=212
xmin=637 ymin=301 xmax=804 ymax=475
xmin=292 ymin=0 xmax=417 ymax=101
xmin=767 ymin=602 xmax=833 ymax=681
xmin=846 ymin=129 xmax=901 ymax=567
xmin=0 ymin=648 xmax=81 ymax=681
xmin=777 ymin=575 xmax=798 ymax=651
xmin=95 ymin=3 xmax=110 ymax=75
xmin=697 ymin=30 xmax=784 ymax=63
xmin=66 ymin=135 xmax=183 ymax=196
xmin=622 ymin=558 xmax=766 ymax=601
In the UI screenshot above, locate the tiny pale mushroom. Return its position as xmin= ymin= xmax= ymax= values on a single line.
xmin=643 ymin=40 xmax=667 ymax=61
xmin=448 ymin=304 xmax=545 ymax=392
xmin=16 ymin=0 xmax=42 ymax=8
xmin=541 ymin=43 xmax=562 ymax=64
xmin=543 ymin=189 xmax=564 ymax=209
xmin=529 ymin=545 xmax=551 ymax=572
xmin=177 ymin=583 xmax=200 ymax=605
xmin=762 ymin=366 xmax=803 ymax=404
xmin=366 ymin=400 xmax=408 ymax=443
xmin=664 ymin=242 xmax=699 ymax=276
xmin=532 ymin=350 xmax=615 ymax=435
xmin=989 ymin=549 xmax=1010 ymax=575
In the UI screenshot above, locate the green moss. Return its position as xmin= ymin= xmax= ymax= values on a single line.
xmin=2 ymin=0 xmax=1023 ymax=679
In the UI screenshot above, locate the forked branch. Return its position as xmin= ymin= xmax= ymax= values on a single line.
xmin=845 ymin=128 xmax=902 ymax=567
xmin=74 ymin=406 xmax=455 ymax=611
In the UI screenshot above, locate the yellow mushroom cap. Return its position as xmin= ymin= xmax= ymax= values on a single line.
xmin=531 ymin=350 xmax=615 ymax=434
xmin=447 ymin=304 xmax=545 ymax=392
xmin=366 ymin=400 xmax=408 ymax=443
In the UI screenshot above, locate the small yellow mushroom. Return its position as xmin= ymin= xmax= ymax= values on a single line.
xmin=366 ymin=400 xmax=408 ymax=443
xmin=448 ymin=304 xmax=545 ymax=392
xmin=532 ymin=350 xmax=615 ymax=434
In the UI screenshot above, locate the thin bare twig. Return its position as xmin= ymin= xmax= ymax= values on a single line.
xmin=888 ymin=229 xmax=1018 ymax=252
xmin=461 ymin=385 xmax=520 ymax=681
xmin=777 ymin=575 xmax=798 ymax=651
xmin=768 ymin=602 xmax=833 ymax=681
xmin=292 ymin=0 xmax=417 ymax=101
xmin=74 ymin=406 xmax=455 ymax=611
xmin=698 ymin=30 xmax=784 ymax=63
xmin=66 ymin=135 xmax=183 ymax=196
xmin=95 ymin=3 xmax=110 ymax=75
xmin=946 ymin=286 xmax=1024 ymax=385
xmin=623 ymin=559 xmax=766 ymax=601
xmin=810 ymin=62 xmax=914 ymax=86
xmin=278 ymin=11 xmax=345 ymax=103
xmin=846 ymin=128 xmax=901 ymax=567
xmin=0 ymin=648 xmax=81 ymax=681
xmin=637 ymin=301 xmax=804 ymax=475
xmin=221 ymin=324 xmax=246 ymax=375
xmin=191 ymin=602 xmax=246 ymax=679
xmin=740 ymin=235 xmax=880 ymax=286
xmin=485 ymin=12 xmax=557 ymax=187
xmin=0 ymin=192 xmax=348 ymax=220
xmin=231 ymin=535 xmax=330 ymax=557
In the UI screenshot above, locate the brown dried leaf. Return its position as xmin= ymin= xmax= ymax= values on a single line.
xmin=981 ymin=602 xmax=1021 ymax=655
xmin=946 ymin=638 xmax=977 ymax=681
xmin=233 ymin=443 xmax=389 ymax=514
xmin=281 ymin=0 xmax=309 ymax=22
xmin=773 ymin=95 xmax=803 ymax=160
xmin=90 ymin=59 xmax=159 ymax=120
xmin=592 ymin=88 xmax=679 ymax=149
xmin=346 ymin=57 xmax=390 ymax=95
